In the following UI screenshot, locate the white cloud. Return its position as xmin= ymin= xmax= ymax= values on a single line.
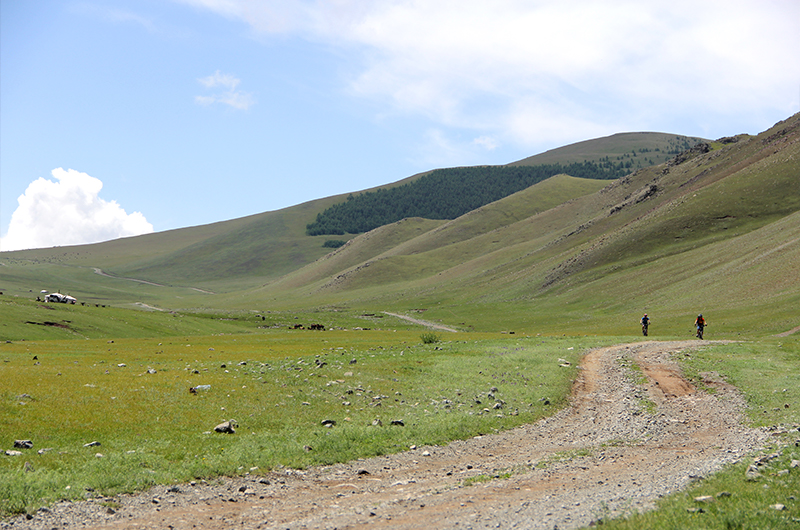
xmin=472 ymin=136 xmax=499 ymax=151
xmin=0 ymin=168 xmax=153 ymax=252
xmin=198 ymin=70 xmax=241 ymax=90
xmin=181 ymin=1 xmax=800 ymax=144
xmin=195 ymin=70 xmax=255 ymax=110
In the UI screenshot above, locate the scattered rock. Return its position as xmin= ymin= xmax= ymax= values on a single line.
xmin=715 ymin=491 xmax=732 ymax=498
xmin=390 ymin=419 xmax=405 ymax=426
xmin=745 ymin=464 xmax=761 ymax=481
xmin=303 ymin=445 xmax=313 ymax=452
xmin=422 ymin=451 xmax=431 ymax=457
xmin=83 ymin=441 xmax=101 ymax=447
xmin=23 ymin=461 xmax=34 ymax=472
xmin=372 ymin=419 xmax=383 ymax=427
xmin=14 ymin=440 xmax=33 ymax=449
xmin=357 ymin=469 xmax=370 ymax=475
xmin=754 ymin=452 xmax=780 ymax=465
xmin=214 ymin=420 xmax=237 ymax=434
xmin=790 ymin=459 xmax=800 ymax=468
xmin=694 ymin=495 xmax=714 ymax=503
xmin=770 ymin=503 xmax=786 ymax=511
xmin=321 ymin=419 xmax=336 ymax=427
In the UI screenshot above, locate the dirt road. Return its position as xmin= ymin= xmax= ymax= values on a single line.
xmin=10 ymin=341 xmax=768 ymax=530
xmin=382 ymin=312 xmax=459 ymax=332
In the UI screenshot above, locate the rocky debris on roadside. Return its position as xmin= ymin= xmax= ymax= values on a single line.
xmin=745 ymin=464 xmax=761 ymax=481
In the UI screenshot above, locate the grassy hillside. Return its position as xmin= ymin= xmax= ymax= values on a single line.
xmin=0 ymin=120 xmax=795 ymax=337
xmin=0 ymin=132 xmax=700 ymax=296
xmin=509 ymin=131 xmax=707 ymax=167
xmin=242 ymin=114 xmax=800 ymax=337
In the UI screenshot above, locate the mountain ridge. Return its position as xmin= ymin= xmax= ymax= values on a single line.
xmin=1 ymin=118 xmax=797 ymax=336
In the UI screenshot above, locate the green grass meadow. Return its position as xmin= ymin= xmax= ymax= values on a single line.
xmin=1 ymin=329 xmax=608 ymax=515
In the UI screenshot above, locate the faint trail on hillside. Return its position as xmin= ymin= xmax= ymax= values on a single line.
xmin=92 ymin=267 xmax=165 ymax=287
xmin=132 ymin=302 xmax=164 ymax=311
xmin=775 ymin=324 xmax=800 ymax=337
xmin=382 ymin=311 xmax=459 ymax=332
xmin=91 ymin=267 xmax=215 ymax=295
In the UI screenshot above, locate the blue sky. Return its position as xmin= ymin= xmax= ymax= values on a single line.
xmin=2 ymin=0 xmax=798 ymax=251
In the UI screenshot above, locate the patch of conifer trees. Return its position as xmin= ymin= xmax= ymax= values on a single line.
xmin=306 ymin=161 xmax=630 ymax=236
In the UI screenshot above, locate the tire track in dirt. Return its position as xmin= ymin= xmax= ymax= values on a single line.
xmin=13 ymin=341 xmax=768 ymax=530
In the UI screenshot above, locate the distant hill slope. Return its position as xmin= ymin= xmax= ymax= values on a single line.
xmin=306 ymin=133 xmax=706 ymax=236
xmin=509 ymin=131 xmax=706 ymax=167
xmin=5 ymin=118 xmax=797 ymax=337
xmin=242 ymin=114 xmax=799 ymax=334
xmin=2 ymin=132 xmax=685 ymax=289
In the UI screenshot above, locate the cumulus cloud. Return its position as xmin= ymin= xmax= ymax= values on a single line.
xmin=0 ymin=168 xmax=153 ymax=252
xmin=181 ymin=0 xmax=800 ymax=145
xmin=195 ymin=70 xmax=255 ymax=110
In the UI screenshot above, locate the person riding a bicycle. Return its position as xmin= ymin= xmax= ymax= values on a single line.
xmin=695 ymin=314 xmax=706 ymax=339
xmin=640 ymin=313 xmax=650 ymax=336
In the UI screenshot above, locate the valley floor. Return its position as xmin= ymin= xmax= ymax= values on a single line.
xmin=5 ymin=341 xmax=770 ymax=530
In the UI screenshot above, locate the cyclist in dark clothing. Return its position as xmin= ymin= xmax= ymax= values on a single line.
xmin=695 ymin=314 xmax=706 ymax=339
xmin=640 ymin=314 xmax=650 ymax=336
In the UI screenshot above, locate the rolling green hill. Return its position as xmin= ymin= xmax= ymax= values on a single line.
xmin=509 ymin=131 xmax=707 ymax=167
xmin=238 ymin=114 xmax=800 ymax=336
xmin=306 ymin=132 xmax=706 ymax=236
xmin=2 ymin=131 xmax=689 ymax=292
xmin=1 ymin=118 xmax=797 ymax=337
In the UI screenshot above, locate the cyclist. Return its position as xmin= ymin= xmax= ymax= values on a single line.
xmin=694 ymin=314 xmax=706 ymax=339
